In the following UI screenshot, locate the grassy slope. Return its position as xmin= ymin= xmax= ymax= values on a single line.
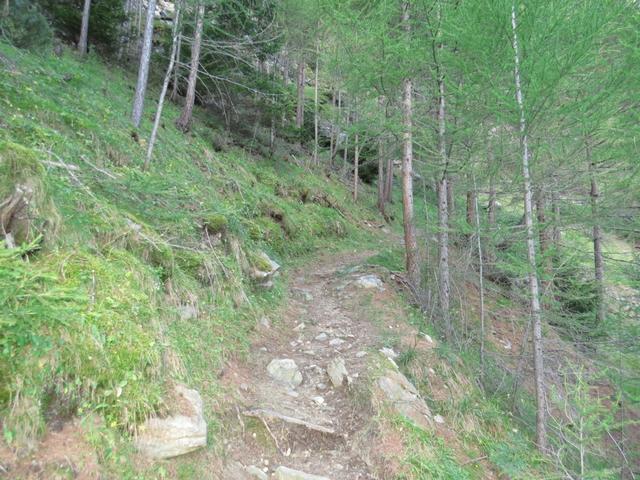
xmin=0 ymin=43 xmax=383 ymax=475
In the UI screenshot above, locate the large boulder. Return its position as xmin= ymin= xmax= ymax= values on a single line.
xmin=267 ymin=359 xmax=303 ymax=388
xmin=274 ymin=466 xmax=330 ymax=480
xmin=135 ymin=384 xmax=207 ymax=459
xmin=376 ymin=370 xmax=432 ymax=430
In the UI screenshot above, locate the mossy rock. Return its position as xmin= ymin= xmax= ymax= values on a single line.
xmin=202 ymin=214 xmax=228 ymax=235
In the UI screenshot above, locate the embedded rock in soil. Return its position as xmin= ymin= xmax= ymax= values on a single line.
xmin=274 ymin=466 xmax=331 ymax=480
xmin=376 ymin=370 xmax=432 ymax=430
xmin=134 ymin=384 xmax=207 ymax=459
xmin=327 ymin=357 xmax=348 ymax=388
xmin=355 ymin=274 xmax=384 ymax=291
xmin=267 ymin=359 xmax=303 ymax=388
xmin=251 ymin=252 xmax=281 ymax=289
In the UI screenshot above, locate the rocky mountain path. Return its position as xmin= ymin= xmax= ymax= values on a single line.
xmin=219 ymin=250 xmax=431 ymax=480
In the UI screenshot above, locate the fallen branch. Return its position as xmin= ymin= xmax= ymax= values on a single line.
xmin=80 ymin=155 xmax=119 ymax=179
xmin=242 ymin=408 xmax=336 ymax=435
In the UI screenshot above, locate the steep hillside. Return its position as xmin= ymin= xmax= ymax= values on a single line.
xmin=0 ymin=43 xmax=384 ymax=476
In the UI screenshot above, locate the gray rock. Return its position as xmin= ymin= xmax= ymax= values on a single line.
xmin=379 ymin=347 xmax=398 ymax=359
xmin=377 ymin=370 xmax=432 ymax=430
xmin=251 ymin=252 xmax=281 ymax=289
xmin=135 ymin=384 xmax=207 ymax=459
xmin=258 ymin=316 xmax=271 ymax=329
xmin=274 ymin=466 xmax=330 ymax=480
xmin=355 ymin=351 xmax=367 ymax=358
xmin=355 ymin=274 xmax=384 ymax=291
xmin=434 ymin=414 xmax=445 ymax=424
xmin=267 ymin=359 xmax=303 ymax=388
xmin=177 ymin=304 xmax=198 ymax=320
xmin=292 ymin=288 xmax=314 ymax=301
xmin=245 ymin=465 xmax=268 ymax=480
xmin=327 ymin=357 xmax=348 ymax=388
xmin=329 ymin=338 xmax=345 ymax=347
xmin=315 ymin=332 xmax=328 ymax=341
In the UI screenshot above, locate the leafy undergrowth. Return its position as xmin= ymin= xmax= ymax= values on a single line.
xmin=0 ymin=43 xmax=382 ymax=476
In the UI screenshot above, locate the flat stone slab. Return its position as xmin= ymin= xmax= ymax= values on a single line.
xmin=135 ymin=384 xmax=207 ymax=459
xmin=377 ymin=370 xmax=432 ymax=430
xmin=275 ymin=466 xmax=331 ymax=480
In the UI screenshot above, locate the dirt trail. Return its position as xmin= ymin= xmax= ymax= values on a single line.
xmin=220 ymin=250 xmax=395 ymax=479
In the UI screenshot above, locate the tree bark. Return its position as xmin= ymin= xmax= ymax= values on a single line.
xmin=384 ymin=154 xmax=393 ymax=203
xmin=144 ymin=0 xmax=182 ymax=170
xmin=329 ymin=90 xmax=336 ymax=165
xmin=313 ymin=43 xmax=320 ymax=165
xmin=176 ymin=2 xmax=204 ymax=132
xmin=466 ymin=190 xmax=476 ymax=229
xmin=588 ymin=147 xmax=606 ymax=326
xmin=295 ymin=58 xmax=305 ymax=129
xmin=131 ymin=0 xmax=156 ymax=128
xmin=551 ymin=190 xmax=561 ymax=248
xmin=78 ymin=0 xmax=92 ymax=56
xmin=170 ymin=33 xmax=182 ymax=101
xmin=446 ymin=175 xmax=454 ymax=219
xmin=511 ymin=3 xmax=547 ymax=452
xmin=437 ymin=74 xmax=451 ymax=339
xmin=377 ymin=96 xmax=386 ymax=216
xmin=536 ymin=189 xmax=552 ymax=299
xmin=401 ymin=1 xmax=419 ymax=288
xmin=353 ymin=132 xmax=359 ymax=202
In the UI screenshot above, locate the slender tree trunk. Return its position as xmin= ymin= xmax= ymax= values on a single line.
xmin=170 ymin=33 xmax=182 ymax=101
xmin=512 ymin=3 xmax=547 ymax=452
xmin=354 ymin=132 xmax=359 ymax=202
xmin=117 ymin=0 xmax=131 ymax=61
xmin=466 ymin=190 xmax=476 ymax=229
xmin=329 ymin=90 xmax=336 ymax=165
xmin=331 ymin=90 xmax=342 ymax=164
xmin=313 ymin=43 xmax=320 ymax=165
xmin=131 ymin=0 xmax=156 ymax=128
xmin=589 ymin=149 xmax=606 ymax=326
xmin=536 ymin=189 xmax=552 ymax=299
xmin=176 ymin=2 xmax=204 ymax=132
xmin=401 ymin=1 xmax=419 ymax=288
xmin=296 ymin=58 xmax=305 ymax=129
xmin=437 ymin=74 xmax=451 ymax=339
xmin=551 ymin=190 xmax=561 ymax=248
xmin=488 ymin=181 xmax=497 ymax=227
xmin=385 ymin=154 xmax=393 ymax=203
xmin=377 ymin=95 xmax=386 ymax=215
xmin=144 ymin=0 xmax=182 ymax=170
xmin=446 ymin=176 xmax=454 ymax=218
xmin=78 ymin=0 xmax=92 ymax=56
xmin=473 ymin=175 xmax=486 ymax=381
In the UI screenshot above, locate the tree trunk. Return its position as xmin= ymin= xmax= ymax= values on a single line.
xmin=589 ymin=149 xmax=605 ymax=326
xmin=511 ymin=3 xmax=547 ymax=452
xmin=170 ymin=32 xmax=182 ymax=101
xmin=78 ymin=0 xmax=92 ymax=56
xmin=437 ymin=74 xmax=451 ymax=339
xmin=131 ymin=0 xmax=156 ymax=128
xmin=329 ymin=90 xmax=336 ymax=165
xmin=401 ymin=1 xmax=419 ymax=288
xmin=466 ymin=190 xmax=476 ymax=229
xmin=377 ymin=95 xmax=386 ymax=216
xmin=175 ymin=2 xmax=204 ymax=132
xmin=295 ymin=58 xmax=305 ymax=129
xmin=488 ymin=181 xmax=497 ymax=227
xmin=551 ymin=190 xmax=561 ymax=249
xmin=385 ymin=154 xmax=393 ymax=203
xmin=536 ymin=189 xmax=552 ymax=299
xmin=446 ymin=176 xmax=454 ymax=218
xmin=313 ymin=44 xmax=320 ymax=165
xmin=144 ymin=0 xmax=182 ymax=170
xmin=354 ymin=133 xmax=359 ymax=202
xmin=473 ymin=175 xmax=486 ymax=381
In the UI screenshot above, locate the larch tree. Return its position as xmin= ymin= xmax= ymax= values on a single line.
xmin=176 ymin=2 xmax=205 ymax=132
xmin=131 ymin=0 xmax=156 ymax=128
xmin=78 ymin=0 xmax=91 ymax=56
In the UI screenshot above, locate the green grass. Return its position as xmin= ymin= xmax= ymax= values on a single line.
xmin=0 ymin=41 xmax=383 ymax=473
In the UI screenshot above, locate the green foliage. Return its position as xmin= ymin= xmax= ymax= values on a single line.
xmin=39 ymin=0 xmax=125 ymax=53
xmin=0 ymin=0 xmax=52 ymax=49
